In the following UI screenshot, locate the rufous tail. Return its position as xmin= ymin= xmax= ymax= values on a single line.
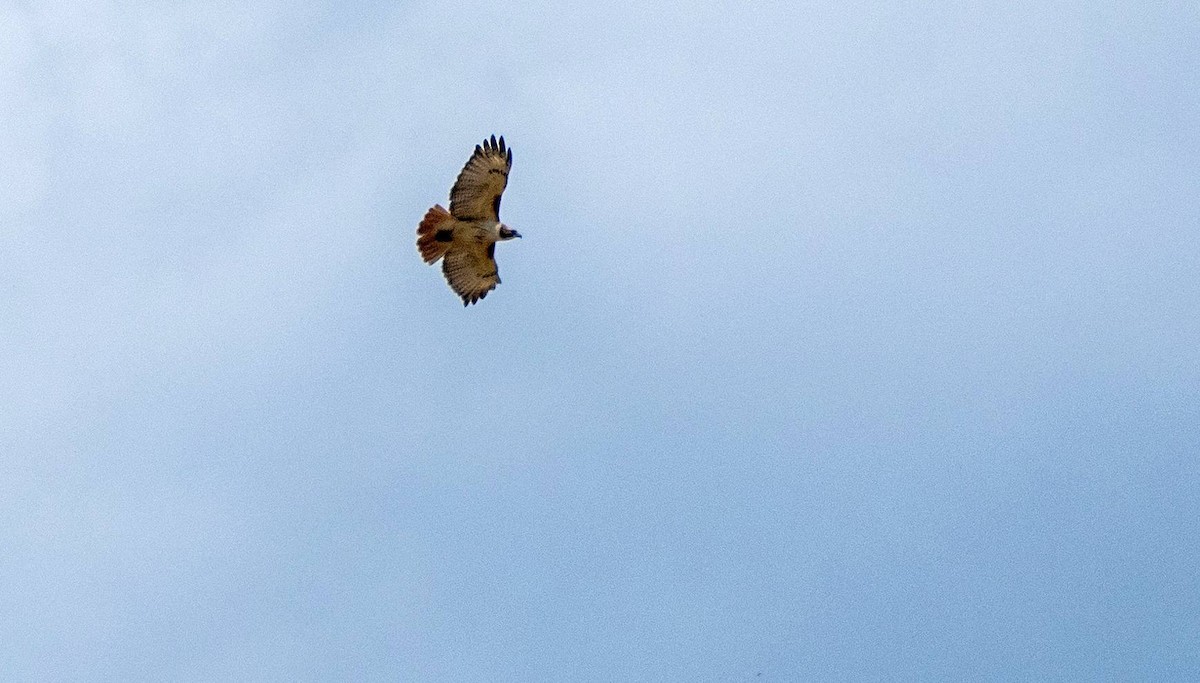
xmin=416 ymin=204 xmax=453 ymax=263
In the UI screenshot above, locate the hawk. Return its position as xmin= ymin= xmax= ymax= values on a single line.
xmin=417 ymin=135 xmax=521 ymax=305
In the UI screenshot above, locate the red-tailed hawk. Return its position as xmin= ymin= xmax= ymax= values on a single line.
xmin=417 ymin=135 xmax=521 ymax=306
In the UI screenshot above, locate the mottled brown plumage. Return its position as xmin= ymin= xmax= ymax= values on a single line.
xmin=417 ymin=136 xmax=521 ymax=306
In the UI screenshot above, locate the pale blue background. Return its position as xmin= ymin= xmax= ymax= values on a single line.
xmin=2 ymin=2 xmax=1198 ymax=680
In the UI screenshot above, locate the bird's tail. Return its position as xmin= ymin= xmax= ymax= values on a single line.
xmin=417 ymin=204 xmax=453 ymax=264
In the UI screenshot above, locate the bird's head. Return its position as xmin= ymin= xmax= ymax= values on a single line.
xmin=497 ymin=223 xmax=522 ymax=241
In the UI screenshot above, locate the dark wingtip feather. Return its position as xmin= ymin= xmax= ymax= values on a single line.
xmin=506 ymin=148 xmax=512 ymax=165
xmin=489 ymin=134 xmax=497 ymax=149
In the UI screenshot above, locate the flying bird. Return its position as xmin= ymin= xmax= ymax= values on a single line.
xmin=417 ymin=135 xmax=521 ymax=305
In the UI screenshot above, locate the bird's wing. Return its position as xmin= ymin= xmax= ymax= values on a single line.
xmin=442 ymin=242 xmax=500 ymax=305
xmin=449 ymin=135 xmax=512 ymax=222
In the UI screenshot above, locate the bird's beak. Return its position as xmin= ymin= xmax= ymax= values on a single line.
xmin=513 ymin=231 xmax=522 ymax=238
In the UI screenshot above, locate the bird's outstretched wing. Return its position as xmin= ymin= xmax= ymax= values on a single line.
xmin=442 ymin=242 xmax=500 ymax=306
xmin=449 ymin=135 xmax=512 ymax=222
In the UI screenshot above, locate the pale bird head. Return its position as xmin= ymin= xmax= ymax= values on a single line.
xmin=497 ymin=223 xmax=521 ymax=241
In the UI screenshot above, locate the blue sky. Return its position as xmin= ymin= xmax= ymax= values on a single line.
xmin=2 ymin=1 xmax=1198 ymax=679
